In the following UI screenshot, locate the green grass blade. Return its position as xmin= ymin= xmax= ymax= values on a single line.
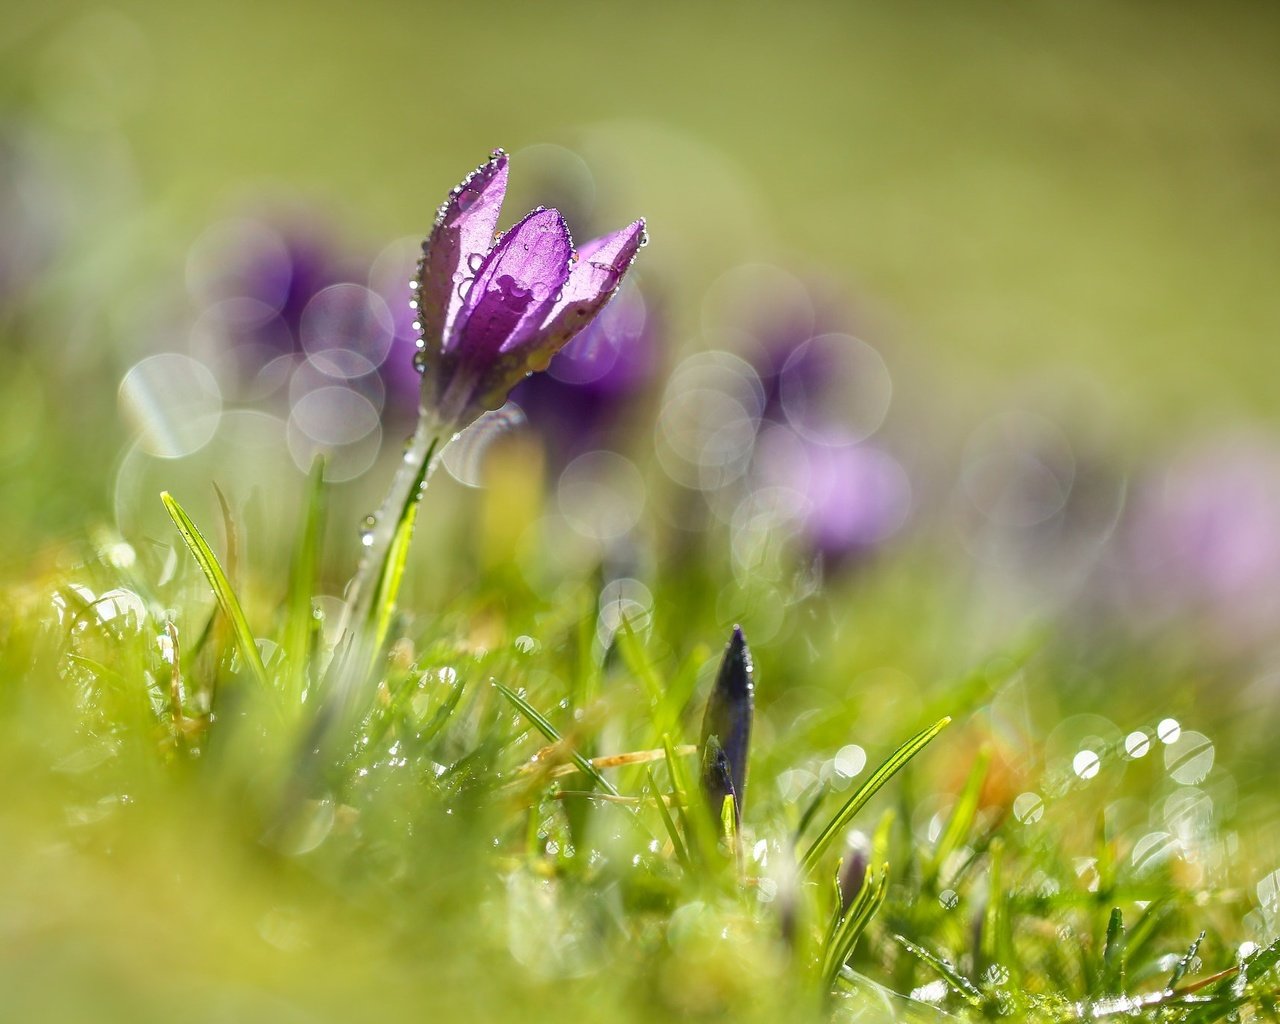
xmin=799 ymin=717 xmax=951 ymax=876
xmin=824 ymin=862 xmax=888 ymax=989
xmin=1168 ymin=932 xmax=1205 ymax=991
xmin=369 ymin=499 xmax=418 ymax=658
xmin=1101 ymin=907 xmax=1126 ymax=997
xmin=493 ymin=681 xmax=620 ymax=798
xmin=646 ymin=767 xmax=690 ymax=869
xmin=925 ymin=745 xmax=989 ymax=884
xmin=161 ymin=490 xmax=270 ymax=690
xmin=895 ymin=934 xmax=984 ymax=1007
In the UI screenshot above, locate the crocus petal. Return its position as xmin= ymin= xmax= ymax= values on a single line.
xmin=516 ymin=219 xmax=646 ymax=372
xmin=450 ymin=207 xmax=572 ymax=363
xmin=415 ymin=150 xmax=509 ymax=352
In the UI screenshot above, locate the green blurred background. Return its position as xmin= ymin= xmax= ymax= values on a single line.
xmin=6 ymin=0 xmax=1280 ymax=442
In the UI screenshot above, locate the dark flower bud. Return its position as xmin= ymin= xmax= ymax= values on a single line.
xmin=699 ymin=625 xmax=754 ymax=825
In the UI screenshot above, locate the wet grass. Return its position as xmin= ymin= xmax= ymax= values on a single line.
xmin=3 ymin=476 xmax=1277 ymax=1023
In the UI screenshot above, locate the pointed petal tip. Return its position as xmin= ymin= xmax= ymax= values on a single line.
xmin=731 ymin=624 xmax=745 ymax=644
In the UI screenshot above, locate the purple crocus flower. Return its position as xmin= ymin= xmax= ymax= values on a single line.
xmin=411 ymin=149 xmax=647 ymax=431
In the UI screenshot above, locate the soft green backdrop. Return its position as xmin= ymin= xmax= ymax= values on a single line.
xmin=3 ymin=0 xmax=1278 ymax=447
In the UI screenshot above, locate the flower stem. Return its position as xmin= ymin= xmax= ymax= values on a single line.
xmin=324 ymin=406 xmax=448 ymax=728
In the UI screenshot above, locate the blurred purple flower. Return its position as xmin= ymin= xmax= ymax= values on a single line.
xmin=411 ymin=149 xmax=646 ymax=431
xmin=754 ymin=425 xmax=912 ymax=568
xmin=1125 ymin=439 xmax=1280 ymax=645
xmin=508 ymin=281 xmax=657 ymax=465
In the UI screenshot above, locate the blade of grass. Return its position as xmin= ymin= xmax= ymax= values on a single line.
xmin=895 ymin=935 xmax=984 ymax=1007
xmin=1168 ymin=932 xmax=1205 ymax=991
xmin=925 ymin=745 xmax=989 ymax=885
xmin=493 ymin=681 xmax=619 ymax=798
xmin=799 ymin=717 xmax=951 ymax=876
xmin=645 ymin=767 xmax=690 ymax=869
xmin=1101 ymin=907 xmax=1126 ymax=997
xmin=824 ymin=862 xmax=889 ymax=990
xmin=161 ymin=491 xmax=269 ymax=690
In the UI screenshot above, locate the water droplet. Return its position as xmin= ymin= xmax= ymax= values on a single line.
xmin=1164 ymin=730 xmax=1215 ymax=785
xmin=983 ymin=964 xmax=1010 ymax=986
xmin=513 ymin=635 xmax=540 ymax=655
xmin=1157 ymin=718 xmax=1181 ymax=744
xmin=359 ymin=514 xmax=377 ymax=547
xmin=939 ymin=889 xmax=959 ymax=910
xmin=467 ymin=252 xmax=485 ymax=273
xmin=1013 ymin=791 xmax=1045 ymax=824
xmin=1125 ymin=730 xmax=1151 ymax=758
xmin=1073 ymin=749 xmax=1101 ymax=780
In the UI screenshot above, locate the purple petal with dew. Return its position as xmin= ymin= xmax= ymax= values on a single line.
xmin=451 ymin=207 xmax=572 ymax=363
xmin=541 ymin=220 xmax=647 ymax=336
xmin=415 ymin=150 xmax=509 ymax=352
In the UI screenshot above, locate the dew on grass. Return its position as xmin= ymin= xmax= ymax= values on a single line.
xmin=1255 ymin=868 xmax=1280 ymax=911
xmin=909 ymin=981 xmax=949 ymax=1004
xmin=1124 ymin=730 xmax=1151 ymax=758
xmin=93 ymin=587 xmax=146 ymax=633
xmin=939 ymin=889 xmax=959 ymax=910
xmin=1157 ymin=718 xmax=1181 ymax=744
xmin=1164 ymin=730 xmax=1214 ymax=785
xmin=1013 ymin=791 xmax=1045 ymax=824
xmin=1131 ymin=831 xmax=1180 ymax=873
xmin=1072 ymin=749 xmax=1101 ymax=780
xmin=51 ymin=583 xmax=96 ymax=630
xmin=513 ymin=635 xmax=539 ymax=655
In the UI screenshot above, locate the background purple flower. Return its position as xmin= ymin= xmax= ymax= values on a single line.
xmin=752 ymin=424 xmax=912 ymax=569
xmin=1122 ymin=438 xmax=1280 ymax=648
xmin=508 ymin=281 xmax=658 ymax=468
